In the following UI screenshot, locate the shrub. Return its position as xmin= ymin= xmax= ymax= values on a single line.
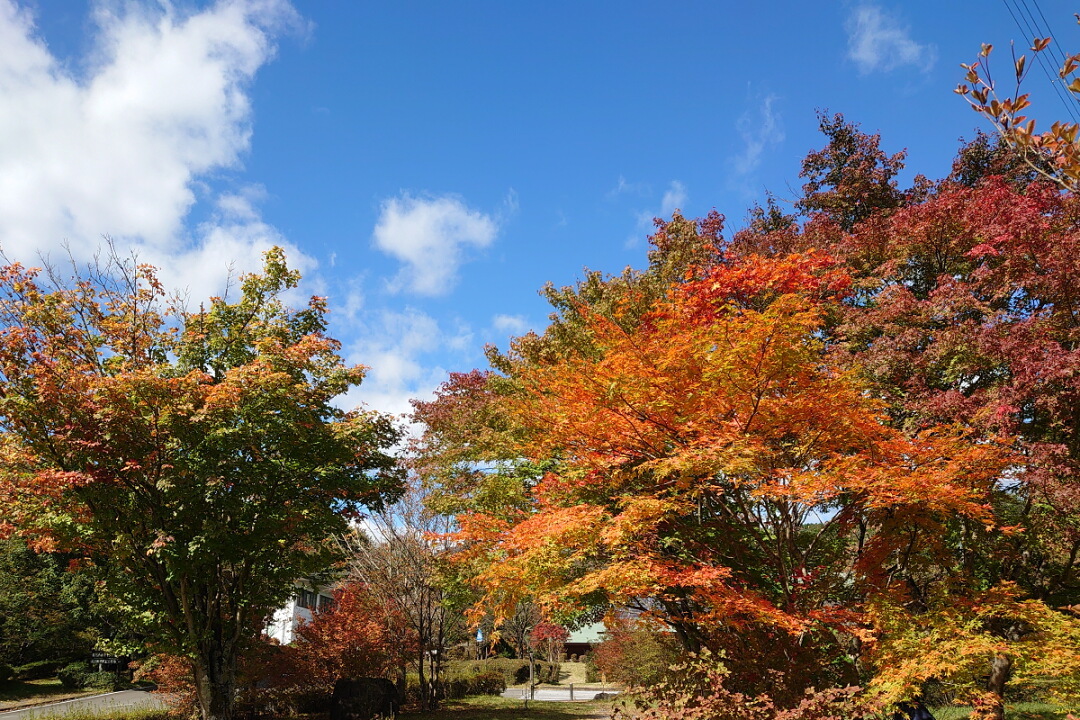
xmin=448 ymin=658 xmax=557 ymax=686
xmin=441 ymin=677 xmax=470 ymax=700
xmin=85 ymin=671 xmax=122 ymax=690
xmin=592 ymin=618 xmax=681 ymax=686
xmin=584 ymin=653 xmax=600 ymax=683
xmin=14 ymin=659 xmax=63 ymax=680
xmin=58 ymin=661 xmax=93 ymax=689
xmin=612 ymin=651 xmax=879 ymax=720
xmin=0 ymin=664 xmax=12 ymax=683
xmin=468 ymin=670 xmax=506 ymax=695
xmin=439 ymin=667 xmax=507 ymax=699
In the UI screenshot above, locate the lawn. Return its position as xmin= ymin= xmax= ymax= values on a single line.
xmin=406 ymin=695 xmax=615 ymax=720
xmin=932 ymin=704 xmax=1075 ymax=720
xmin=0 ymin=678 xmax=103 ymax=711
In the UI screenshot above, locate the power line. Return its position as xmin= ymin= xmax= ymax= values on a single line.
xmin=1002 ymin=0 xmax=1080 ymax=125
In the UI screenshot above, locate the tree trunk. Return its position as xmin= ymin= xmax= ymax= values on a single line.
xmin=985 ymin=652 xmax=1011 ymax=720
xmin=192 ymin=639 xmax=239 ymax=720
xmin=416 ymin=646 xmax=429 ymax=712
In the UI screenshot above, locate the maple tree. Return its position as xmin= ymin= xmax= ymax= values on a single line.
xmin=726 ymin=114 xmax=1080 ymax=717
xmin=591 ymin=615 xmax=681 ymax=687
xmin=0 ymin=249 xmax=402 ymax=720
xmin=529 ymin=620 xmax=569 ymax=664
xmin=288 ymin=583 xmax=413 ymax=693
xmin=435 ymin=235 xmax=1010 ymax=699
xmin=417 ymin=114 xmax=1080 ymax=715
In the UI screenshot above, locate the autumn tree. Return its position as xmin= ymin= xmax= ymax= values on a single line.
xmin=343 ymin=484 xmax=466 ymax=711
xmin=415 ymin=111 xmax=1080 ymax=714
xmin=728 ymin=112 xmax=1080 ymax=716
xmin=278 ymin=583 xmax=415 ymax=699
xmin=0 ymin=249 xmax=402 ymax=720
xmin=797 ymin=111 xmax=907 ymax=231
xmin=438 ymin=240 xmax=1011 ymax=702
xmin=529 ymin=620 xmax=569 ymax=664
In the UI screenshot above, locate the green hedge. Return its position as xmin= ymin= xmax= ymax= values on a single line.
xmin=85 ymin=671 xmax=122 ymax=690
xmin=441 ymin=670 xmax=506 ymax=699
xmin=58 ymin=661 xmax=93 ymax=689
xmin=14 ymin=659 xmax=63 ymax=680
xmin=450 ymin=658 xmax=559 ymax=685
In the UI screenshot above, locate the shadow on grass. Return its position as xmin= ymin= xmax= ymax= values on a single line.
xmin=405 ymin=696 xmax=614 ymax=720
xmin=0 ymin=679 xmax=98 ymax=708
xmin=933 ymin=704 xmax=1073 ymax=720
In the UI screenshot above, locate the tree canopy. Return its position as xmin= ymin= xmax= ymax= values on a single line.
xmin=413 ymin=117 xmax=1080 ymax=718
xmin=0 ymin=248 xmax=402 ymax=720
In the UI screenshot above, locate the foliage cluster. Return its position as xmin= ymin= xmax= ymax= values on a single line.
xmin=439 ymin=670 xmax=507 ymax=700
xmin=591 ymin=617 xmax=681 ymax=687
xmin=12 ymin=660 xmax=65 ymax=680
xmin=57 ymin=661 xmax=122 ymax=691
xmin=0 ymin=249 xmax=402 ymax=720
xmin=612 ymin=651 xmax=877 ymax=720
xmin=412 ymin=108 xmax=1080 ymax=720
xmin=0 ymin=538 xmax=109 ymax=668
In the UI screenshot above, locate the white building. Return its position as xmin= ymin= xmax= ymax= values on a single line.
xmin=265 ymin=584 xmax=335 ymax=644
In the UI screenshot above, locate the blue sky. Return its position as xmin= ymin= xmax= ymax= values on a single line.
xmin=2 ymin=0 xmax=1077 ymax=419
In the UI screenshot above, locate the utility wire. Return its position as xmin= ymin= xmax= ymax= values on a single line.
xmin=1005 ymin=0 xmax=1076 ymax=121
xmin=1002 ymin=0 xmax=1080 ymax=124
xmin=1030 ymin=0 xmax=1074 ymax=75
xmin=1025 ymin=0 xmax=1080 ymax=124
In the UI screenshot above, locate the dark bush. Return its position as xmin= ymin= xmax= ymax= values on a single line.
xmin=14 ymin=659 xmax=63 ymax=680
xmin=57 ymin=661 xmax=93 ymax=689
xmin=584 ymin=653 xmax=600 ymax=683
xmin=468 ymin=670 xmax=506 ymax=695
xmin=441 ymin=677 xmax=470 ymax=700
xmin=0 ymin=664 xmax=12 ymax=683
xmin=84 ymin=671 xmax=122 ymax=690
xmin=451 ymin=658 xmax=558 ymax=686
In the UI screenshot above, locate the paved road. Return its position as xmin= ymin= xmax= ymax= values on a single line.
xmin=0 ymin=690 xmax=169 ymax=720
xmin=501 ymin=686 xmax=620 ymax=702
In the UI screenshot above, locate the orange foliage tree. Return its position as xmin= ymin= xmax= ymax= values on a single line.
xmin=416 ymin=110 xmax=1080 ymax=716
xmin=719 ymin=114 xmax=1080 ymax=716
xmin=432 ymin=230 xmax=1011 ymax=701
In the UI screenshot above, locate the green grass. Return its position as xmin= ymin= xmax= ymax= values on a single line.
xmin=0 ymin=679 xmax=101 ymax=709
xmin=406 ymin=694 xmax=614 ymax=720
xmin=932 ymin=703 xmax=1075 ymax=720
xmin=17 ymin=708 xmax=170 ymax=720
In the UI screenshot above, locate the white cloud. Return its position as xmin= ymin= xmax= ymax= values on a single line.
xmin=660 ymin=180 xmax=687 ymax=216
xmin=622 ymin=179 xmax=689 ymax=249
xmin=492 ymin=313 xmax=528 ymax=334
xmin=606 ymin=175 xmax=649 ymax=199
xmin=338 ymin=308 xmax=471 ymax=421
xmin=846 ymin=5 xmax=936 ymax=75
xmin=372 ymin=193 xmax=497 ymax=296
xmin=734 ymin=94 xmax=783 ymax=176
xmin=0 ymin=0 xmax=306 ymax=295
